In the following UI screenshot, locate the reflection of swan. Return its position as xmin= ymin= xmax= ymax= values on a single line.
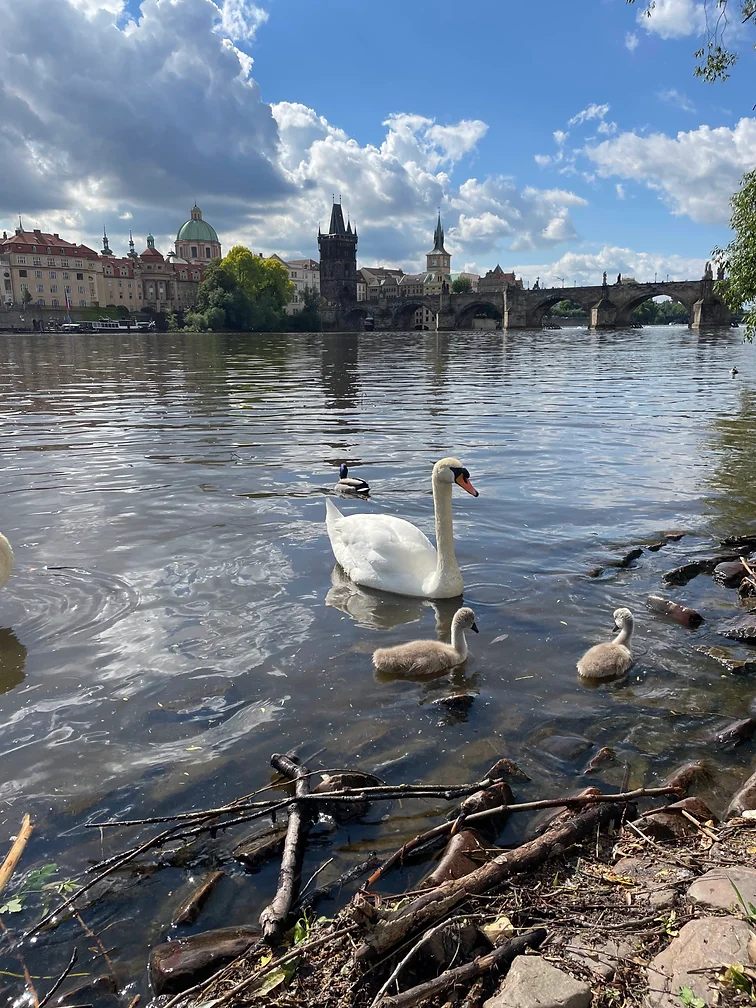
xmin=325 ymin=457 xmax=478 ymax=598
xmin=325 ymin=564 xmax=437 ymax=630
xmin=372 ymin=607 xmax=478 ymax=676
xmin=0 ymin=533 xmax=13 ymax=591
xmin=335 ymin=464 xmax=370 ymax=495
xmin=0 ymin=628 xmax=26 ymax=694
xmin=577 ymin=607 xmax=634 ymax=680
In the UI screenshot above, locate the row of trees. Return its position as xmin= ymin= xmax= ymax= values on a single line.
xmin=547 ymin=298 xmax=688 ymax=323
xmin=182 ymin=246 xmax=323 ymax=333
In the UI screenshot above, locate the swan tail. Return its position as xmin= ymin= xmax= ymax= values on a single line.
xmin=325 ymin=497 xmax=343 ymax=525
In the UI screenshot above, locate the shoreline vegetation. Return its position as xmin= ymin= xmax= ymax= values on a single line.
xmin=1 ymin=531 xmax=756 ymax=1008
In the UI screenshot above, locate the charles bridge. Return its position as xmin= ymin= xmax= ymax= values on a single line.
xmin=331 ymin=275 xmax=732 ymax=331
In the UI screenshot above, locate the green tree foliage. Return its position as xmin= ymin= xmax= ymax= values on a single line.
xmin=713 ymin=169 xmax=756 ymax=340
xmin=451 ymin=276 xmax=473 ymax=293
xmin=185 ymin=250 xmax=296 ymax=332
xmin=631 ymin=299 xmax=689 ymax=323
xmin=21 ymin=289 xmax=32 ymax=305
xmin=288 ymin=286 xmax=324 ymax=331
xmin=166 ymin=311 xmax=181 ymax=331
xmin=548 ymin=299 xmax=586 ymax=318
xmin=627 ymin=1 xmax=755 ymax=83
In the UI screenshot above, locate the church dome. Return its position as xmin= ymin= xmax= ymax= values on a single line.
xmin=177 ymin=204 xmax=219 ymax=243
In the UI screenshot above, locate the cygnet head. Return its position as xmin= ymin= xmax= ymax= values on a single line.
xmin=432 ymin=457 xmax=479 ymax=496
xmin=613 ymin=607 xmax=634 ymax=631
xmin=453 ymin=607 xmax=479 ymax=633
xmin=339 ymin=463 xmax=349 ymax=479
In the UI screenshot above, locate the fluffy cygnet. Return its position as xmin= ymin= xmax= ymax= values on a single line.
xmin=0 ymin=533 xmax=13 ymax=592
xmin=577 ymin=607 xmax=634 ymax=681
xmin=372 ymin=606 xmax=478 ymax=676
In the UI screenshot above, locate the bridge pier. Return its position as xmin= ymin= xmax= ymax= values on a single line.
xmin=589 ymin=296 xmax=619 ymax=330
xmin=690 ymin=292 xmax=732 ymax=328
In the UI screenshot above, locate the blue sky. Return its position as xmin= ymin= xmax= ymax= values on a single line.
xmin=1 ymin=0 xmax=754 ymax=283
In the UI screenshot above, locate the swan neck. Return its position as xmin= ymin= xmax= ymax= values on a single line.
xmin=613 ymin=619 xmax=633 ymax=647
xmin=432 ymin=477 xmax=460 ymax=580
xmin=450 ymin=622 xmax=468 ymax=660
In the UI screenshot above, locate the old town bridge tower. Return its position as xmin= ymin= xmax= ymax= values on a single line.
xmin=318 ymin=201 xmax=358 ymax=308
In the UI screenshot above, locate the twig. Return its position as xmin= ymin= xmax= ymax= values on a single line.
xmin=369 ymin=916 xmax=469 ymax=1008
xmin=296 ymin=854 xmax=381 ymax=912
xmin=0 ymin=914 xmax=39 ymax=1006
xmin=0 ymin=814 xmax=33 ymax=895
xmin=299 ymin=858 xmax=335 ymax=899
xmin=73 ymin=910 xmax=117 ymax=983
xmin=38 ymin=948 xmax=77 ymax=1008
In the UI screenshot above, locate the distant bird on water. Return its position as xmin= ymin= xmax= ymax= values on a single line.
xmin=334 ymin=464 xmax=370 ymax=495
xmin=577 ymin=607 xmax=634 ymax=681
xmin=731 ymin=367 xmax=739 ymax=376
xmin=0 ymin=533 xmax=13 ymax=592
xmin=372 ymin=606 xmax=478 ymax=676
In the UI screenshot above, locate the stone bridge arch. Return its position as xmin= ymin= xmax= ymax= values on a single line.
xmin=453 ymin=299 xmax=503 ymax=329
xmin=526 ymin=292 xmax=595 ymax=328
xmin=613 ymin=286 xmax=696 ymax=326
xmin=392 ymin=300 xmax=434 ymax=329
xmin=344 ymin=306 xmax=370 ymax=330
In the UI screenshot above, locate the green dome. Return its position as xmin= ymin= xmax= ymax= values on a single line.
xmin=176 ymin=205 xmax=219 ymax=243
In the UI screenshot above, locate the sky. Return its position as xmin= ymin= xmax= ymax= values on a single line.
xmin=1 ymin=0 xmax=755 ymax=285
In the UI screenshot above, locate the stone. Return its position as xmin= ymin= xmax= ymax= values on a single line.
xmin=608 ymin=548 xmax=643 ymax=569
xmin=171 ymin=870 xmax=224 ymax=926
xmin=663 ymin=562 xmax=706 ymax=587
xmin=423 ymin=919 xmax=485 ymax=969
xmin=541 ymin=735 xmax=593 ymax=762
xmin=727 ymin=767 xmax=756 ymax=818
xmin=423 ymin=829 xmax=489 ymax=887
xmin=695 ymin=644 xmax=756 ymax=674
xmin=687 ymin=867 xmax=756 ymax=912
xmin=484 ymin=955 xmax=591 ymax=1008
xmin=646 ymin=595 xmax=704 ymax=627
xmin=634 ymin=797 xmax=717 ymax=841
xmin=55 ymin=975 xmax=118 ymax=1008
xmin=565 ymin=934 xmax=636 ymax=979
xmin=312 ymin=771 xmax=382 ymax=822
xmin=150 ymin=926 xmax=261 ymax=996
xmin=705 ymin=717 xmax=756 ymax=747
xmin=432 ymin=693 xmax=475 ymax=714
xmin=661 ymin=760 xmax=708 ymax=794
xmin=646 ymin=916 xmax=755 ymax=1007
xmin=714 ymin=560 xmax=748 ymax=588
xmin=233 ymin=824 xmax=288 ymax=868
xmin=717 ymin=613 xmax=756 ymax=643
xmin=721 ymin=534 xmax=756 ymax=552
xmin=613 ymin=855 xmax=693 ymax=910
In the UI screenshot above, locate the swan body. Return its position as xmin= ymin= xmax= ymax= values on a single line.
xmin=325 ymin=457 xmax=478 ymax=598
xmin=335 ymin=464 xmax=370 ymax=495
xmin=0 ymin=533 xmax=13 ymax=591
xmin=577 ymin=607 xmax=634 ymax=681
xmin=372 ymin=607 xmax=478 ymax=676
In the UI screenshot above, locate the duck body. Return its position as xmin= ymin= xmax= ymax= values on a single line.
xmin=372 ymin=606 xmax=478 ymax=676
xmin=325 ymin=457 xmax=478 ymax=599
xmin=577 ymin=607 xmax=634 ymax=681
xmin=0 ymin=533 xmax=13 ymax=591
xmin=335 ymin=464 xmax=370 ymax=495
xmin=731 ymin=367 xmax=739 ymax=376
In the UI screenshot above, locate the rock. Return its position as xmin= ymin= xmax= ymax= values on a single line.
xmin=614 ymin=855 xmax=693 ymax=909
xmin=582 ymin=746 xmax=616 ymax=774
xmin=662 ymin=531 xmax=687 ymax=542
xmin=721 ymin=534 xmax=756 ymax=552
xmin=646 ymin=541 xmax=667 ymax=552
xmin=705 ymin=717 xmax=756 ymax=746
xmin=608 ymin=548 xmax=643 ymax=569
xmin=717 ymin=613 xmax=756 ymax=643
xmin=565 ymin=934 xmax=636 ymax=979
xmin=646 ymin=595 xmax=704 ymax=628
xmin=485 ymin=758 xmax=531 ymax=782
xmin=660 ymin=760 xmax=708 ymax=794
xmin=634 ymin=797 xmax=717 ymax=841
xmin=585 ymin=566 xmax=604 ymax=578
xmin=54 ymin=975 xmax=118 ymax=1008
xmin=312 ymin=771 xmax=382 ymax=822
xmin=480 ymin=915 xmax=515 ymax=945
xmin=423 ymin=919 xmax=486 ymax=969
xmin=687 ymin=867 xmax=756 ymax=912
xmin=541 ymin=735 xmax=593 ymax=762
xmin=150 ymin=926 xmax=261 ymax=996
xmin=452 ymin=782 xmax=513 ymax=841
xmin=714 ymin=560 xmax=748 ymax=588
xmin=232 ymin=824 xmax=288 ymax=868
xmin=171 ymin=870 xmax=224 ymax=926
xmin=726 ymin=766 xmax=756 ymax=818
xmin=646 ymin=916 xmax=754 ymax=1008
xmin=484 ymin=955 xmax=591 ymax=1008
xmin=695 ymin=645 xmax=756 ymax=674
xmin=423 ymin=829 xmax=489 ymax=887
xmin=663 ymin=562 xmax=706 ymax=587
xmin=432 ymin=693 xmax=475 ymax=715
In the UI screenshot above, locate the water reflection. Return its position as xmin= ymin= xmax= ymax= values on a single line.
xmin=0 ymin=627 xmax=26 ymax=693
xmin=325 ymin=563 xmax=438 ymax=629
xmin=705 ymin=387 xmax=756 ymax=534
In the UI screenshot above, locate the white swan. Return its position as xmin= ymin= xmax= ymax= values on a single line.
xmin=0 ymin=533 xmax=13 ymax=591
xmin=325 ymin=456 xmax=478 ymax=598
xmin=335 ymin=464 xmax=370 ymax=495
xmin=372 ymin=606 xmax=478 ymax=676
xmin=577 ymin=607 xmax=634 ymax=680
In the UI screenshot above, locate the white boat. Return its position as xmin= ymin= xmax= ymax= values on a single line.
xmin=85 ymin=318 xmax=156 ymax=332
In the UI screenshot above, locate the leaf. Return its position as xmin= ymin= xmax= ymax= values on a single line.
xmin=0 ymin=898 xmax=24 ymax=913
xmin=253 ymin=959 xmax=297 ymax=996
xmin=679 ymin=987 xmax=705 ymax=1008
xmin=24 ymin=864 xmax=58 ymax=891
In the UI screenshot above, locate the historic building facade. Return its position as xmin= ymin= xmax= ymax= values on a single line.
xmin=270 ymin=255 xmax=320 ymax=315
xmin=0 ymin=225 xmax=101 ymax=308
xmin=100 ymin=230 xmax=205 ymax=313
xmin=318 ymin=202 xmax=357 ymax=306
xmin=174 ymin=205 xmax=222 ymax=264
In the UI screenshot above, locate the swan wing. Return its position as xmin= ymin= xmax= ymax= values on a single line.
xmin=326 ymin=499 xmax=436 ymax=596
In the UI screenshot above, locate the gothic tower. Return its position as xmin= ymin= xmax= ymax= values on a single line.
xmin=426 ymin=212 xmax=451 ymax=276
xmin=318 ymin=201 xmax=358 ymax=307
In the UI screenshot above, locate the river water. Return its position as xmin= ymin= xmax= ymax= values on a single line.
xmin=0 ymin=327 xmax=754 ymax=995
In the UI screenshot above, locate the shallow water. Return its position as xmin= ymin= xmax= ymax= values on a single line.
xmin=0 ymin=327 xmax=755 ymax=994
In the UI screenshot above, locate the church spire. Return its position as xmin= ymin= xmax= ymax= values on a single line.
xmin=127 ymin=230 xmax=137 ymax=258
xmin=101 ymin=225 xmax=112 ymax=256
xmin=431 ymin=210 xmax=447 ymax=254
xmin=328 ymin=201 xmax=346 ymax=236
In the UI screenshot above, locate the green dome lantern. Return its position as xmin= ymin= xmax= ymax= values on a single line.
xmin=176 ymin=204 xmax=219 ymax=243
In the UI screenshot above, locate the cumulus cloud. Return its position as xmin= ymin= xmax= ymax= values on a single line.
xmin=217 ymin=0 xmax=268 ymax=42
xmin=635 ymin=0 xmax=706 ymax=38
xmin=585 ymin=118 xmax=756 ymax=224
xmin=568 ymin=103 xmax=610 ymax=127
xmin=511 ymin=244 xmax=705 ymax=288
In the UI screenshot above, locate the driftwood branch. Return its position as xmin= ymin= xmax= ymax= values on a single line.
xmin=357 ymin=800 xmax=627 ymax=961
xmin=37 ymin=948 xmax=78 ymax=1008
xmin=0 ymin=814 xmax=33 ymax=895
xmin=379 ymin=928 xmax=547 ymax=1008
xmin=259 ymin=753 xmax=312 ymax=944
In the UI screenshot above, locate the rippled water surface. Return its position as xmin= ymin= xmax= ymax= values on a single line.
xmin=0 ymin=327 xmax=755 ymax=993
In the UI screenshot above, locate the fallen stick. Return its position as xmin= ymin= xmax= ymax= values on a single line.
xmin=0 ymin=814 xmax=33 ymax=895
xmin=37 ymin=948 xmax=78 ymax=1008
xmin=365 ymin=785 xmax=679 ymax=889
xmin=378 ymin=928 xmax=547 ymax=1008
xmin=295 ymin=854 xmax=381 ymax=911
xmin=357 ymin=801 xmax=626 ymax=961
xmin=259 ymin=753 xmax=312 ymax=944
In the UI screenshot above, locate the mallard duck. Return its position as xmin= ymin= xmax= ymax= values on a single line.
xmin=372 ymin=606 xmax=478 ymax=675
xmin=335 ymin=464 xmax=370 ymax=495
xmin=577 ymin=607 xmax=634 ymax=680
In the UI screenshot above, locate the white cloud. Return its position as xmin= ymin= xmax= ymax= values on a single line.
xmin=597 ymin=120 xmax=617 ymax=135
xmin=119 ymin=211 xmax=133 ymax=220
xmin=553 ymin=130 xmax=568 ymax=146
xmin=625 ymin=31 xmax=640 ymax=51
xmin=658 ymin=88 xmax=696 ymax=112
xmin=616 ymin=184 xmax=626 ymax=199
xmin=511 ymin=245 xmax=705 ymax=288
xmin=585 ymin=118 xmax=756 ymax=224
xmin=568 ymin=103 xmax=610 ymax=127
xmin=636 ymin=0 xmax=706 ymax=38
xmin=216 ymin=0 xmax=268 ymax=43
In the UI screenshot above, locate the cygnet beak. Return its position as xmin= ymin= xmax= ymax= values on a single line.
xmin=455 ymin=474 xmax=479 ymax=497
xmin=471 ymin=621 xmax=479 ymax=633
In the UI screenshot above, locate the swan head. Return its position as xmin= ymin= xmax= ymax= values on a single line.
xmin=454 ymin=606 xmax=479 ymax=633
xmin=433 ymin=457 xmax=479 ymax=497
xmin=612 ymin=607 xmax=633 ymax=631
xmin=339 ymin=464 xmax=349 ymax=479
